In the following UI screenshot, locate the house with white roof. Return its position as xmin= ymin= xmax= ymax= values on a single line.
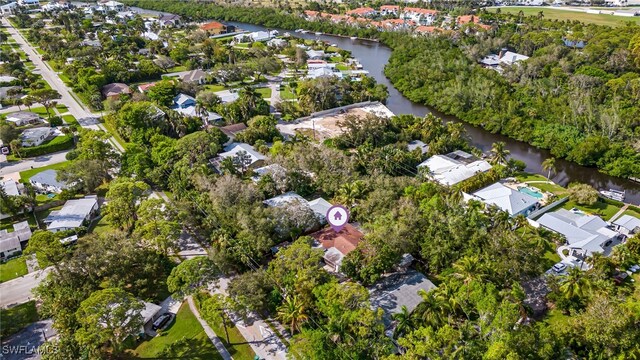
xmin=103 ymin=0 xmax=124 ymax=12
xmin=30 ymin=169 xmax=71 ymax=194
xmin=45 ymin=196 xmax=99 ymax=232
xmin=233 ymin=30 xmax=278 ymax=43
xmin=612 ymin=215 xmax=640 ymax=236
xmin=5 ymin=111 xmax=41 ymax=127
xmin=538 ymin=209 xmax=622 ymax=257
xmin=307 ymin=67 xmax=343 ymax=80
xmin=0 ymin=221 xmax=32 ymax=259
xmin=417 ymin=150 xmax=492 ymax=186
xmin=407 ymin=140 xmax=429 ymax=155
xmin=480 ymin=49 xmax=529 ymax=72
xmin=263 ymin=192 xmax=333 ymax=224
xmin=0 ymin=179 xmax=21 ymax=220
xmin=0 ymin=2 xmax=18 ymax=15
xmin=211 ymin=142 xmax=266 ymax=173
xmin=21 ymin=127 xmax=54 ymax=147
xmin=471 ymin=182 xmax=540 ymax=217
xmin=251 ymin=164 xmax=287 ymax=182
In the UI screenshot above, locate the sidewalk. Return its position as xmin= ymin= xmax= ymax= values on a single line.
xmin=187 ymin=296 xmax=233 ymax=360
xmin=213 ymin=278 xmax=288 ymax=360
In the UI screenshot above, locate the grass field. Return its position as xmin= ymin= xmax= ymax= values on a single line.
xmin=256 ymin=87 xmax=272 ymax=98
xmin=19 ymin=161 xmax=69 ymax=182
xmin=130 ymin=302 xmax=223 ymax=360
xmin=0 ymin=257 xmax=28 ymax=283
xmin=0 ymin=301 xmax=39 ymax=339
xmin=62 ymin=114 xmax=78 ymax=125
xmin=562 ymin=199 xmax=621 ymax=220
xmin=205 ymin=84 xmax=227 ymax=92
xmin=488 ymin=6 xmax=640 ymax=27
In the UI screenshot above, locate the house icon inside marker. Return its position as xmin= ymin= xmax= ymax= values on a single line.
xmin=334 ymin=212 xmax=343 ymax=221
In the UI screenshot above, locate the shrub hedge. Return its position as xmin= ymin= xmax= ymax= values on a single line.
xmin=19 ymin=135 xmax=74 ymax=158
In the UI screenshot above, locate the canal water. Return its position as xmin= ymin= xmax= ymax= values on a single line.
xmin=131 ymin=7 xmax=640 ymax=204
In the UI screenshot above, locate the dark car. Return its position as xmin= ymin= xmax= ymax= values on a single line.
xmin=152 ymin=313 xmax=174 ymax=330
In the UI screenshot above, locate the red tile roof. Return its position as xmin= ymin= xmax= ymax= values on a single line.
xmin=457 ymin=15 xmax=480 ymax=24
xmin=311 ymin=223 xmax=363 ymax=256
xmin=403 ymin=7 xmax=438 ymax=15
xmin=346 ymin=7 xmax=376 ymax=16
xmin=380 ymin=5 xmax=399 ymax=11
xmin=200 ymin=21 xmax=225 ymax=31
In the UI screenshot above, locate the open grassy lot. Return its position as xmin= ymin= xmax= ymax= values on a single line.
xmin=28 ymin=106 xmax=50 ymax=117
xmin=0 ymin=301 xmax=39 ymax=339
xmin=621 ymin=208 xmax=640 ymax=220
xmin=487 ymin=6 xmax=640 ymax=27
xmin=0 ymin=257 xmax=28 ymax=283
xmin=19 ymin=161 xmax=70 ymax=182
xmin=130 ymin=302 xmax=223 ymax=360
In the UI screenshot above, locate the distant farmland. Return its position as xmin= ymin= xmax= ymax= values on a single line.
xmin=486 ymin=6 xmax=640 ymax=27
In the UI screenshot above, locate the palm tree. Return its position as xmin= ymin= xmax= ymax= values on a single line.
xmin=336 ymin=180 xmax=367 ymax=208
xmin=277 ymin=295 xmax=308 ymax=335
xmin=9 ymin=140 xmax=22 ymax=159
xmin=452 ymin=255 xmax=484 ymax=302
xmin=542 ymin=157 xmax=556 ymax=180
xmin=489 ymin=142 xmax=510 ymax=165
xmin=392 ymin=305 xmax=412 ymax=339
xmin=415 ymin=288 xmax=444 ymax=328
xmin=560 ymin=267 xmax=591 ymax=301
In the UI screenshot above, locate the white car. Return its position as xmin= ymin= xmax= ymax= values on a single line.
xmin=552 ymin=263 xmax=567 ymax=273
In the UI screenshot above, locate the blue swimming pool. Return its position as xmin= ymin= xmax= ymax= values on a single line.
xmin=518 ymin=186 xmax=543 ymax=199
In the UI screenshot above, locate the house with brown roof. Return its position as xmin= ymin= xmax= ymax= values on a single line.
xmin=102 ymin=83 xmax=131 ymax=99
xmin=311 ymin=223 xmax=363 ymax=272
xmin=346 ymin=7 xmax=377 ymax=17
xmin=200 ymin=21 xmax=233 ymax=35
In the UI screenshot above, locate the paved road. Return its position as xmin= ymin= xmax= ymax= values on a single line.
xmin=0 ymin=150 xmax=69 ymax=176
xmin=2 ymin=18 xmax=93 ymax=120
xmin=1 ymin=19 xmax=124 ymax=153
xmin=0 ymin=319 xmax=57 ymax=360
xmin=0 ymin=268 xmax=51 ymax=308
xmin=0 ymin=103 xmax=44 ymax=114
xmin=187 ymin=296 xmax=233 ymax=360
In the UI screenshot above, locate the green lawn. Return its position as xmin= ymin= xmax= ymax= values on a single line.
xmin=515 ymin=172 xmax=568 ymax=196
xmin=56 ymin=104 xmax=68 ymax=111
xmin=336 ymin=64 xmax=349 ymax=71
xmin=0 ymin=301 xmax=39 ymax=339
xmin=89 ymin=216 xmax=113 ymax=235
xmin=562 ymin=199 xmax=622 ymax=221
xmin=130 ymin=302 xmax=224 ymax=360
xmin=167 ymin=65 xmax=188 ymax=73
xmin=195 ymin=294 xmax=256 ymax=360
xmin=205 ymin=84 xmax=227 ymax=92
xmin=256 ymin=87 xmax=272 ymax=98
xmin=281 ymin=87 xmax=296 ymax=100
xmin=487 ymin=6 xmax=640 ymax=27
xmin=62 ymin=114 xmax=78 ymax=125
xmin=28 ymin=106 xmax=49 ymax=117
xmin=19 ymin=161 xmax=70 ymax=183
xmin=0 ymin=257 xmax=28 ymax=283
xmin=621 ymin=208 xmax=640 ymax=221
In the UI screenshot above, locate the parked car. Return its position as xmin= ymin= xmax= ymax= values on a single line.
xmin=552 ymin=263 xmax=567 ymax=273
xmin=1 ymin=147 xmax=9 ymax=155
xmin=152 ymin=313 xmax=174 ymax=330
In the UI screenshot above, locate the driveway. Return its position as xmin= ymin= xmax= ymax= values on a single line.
xmin=0 ymin=268 xmax=51 ymax=308
xmin=0 ymin=319 xmax=57 ymax=360
xmin=0 ymin=150 xmax=69 ymax=176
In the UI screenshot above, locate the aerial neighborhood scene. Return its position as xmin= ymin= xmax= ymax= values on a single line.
xmin=1 ymin=0 xmax=640 ymax=358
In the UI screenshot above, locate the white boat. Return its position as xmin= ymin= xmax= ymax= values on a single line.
xmin=350 ymin=36 xmax=357 ymax=40
xmin=294 ymin=29 xmax=303 ymax=33
xmin=599 ymin=189 xmax=625 ymax=202
xmin=315 ymin=31 xmax=322 ymax=36
xmin=300 ymin=30 xmax=308 ymax=34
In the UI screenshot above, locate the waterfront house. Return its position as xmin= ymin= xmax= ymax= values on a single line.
xmin=470 ymin=182 xmax=540 ymax=217
xmin=417 ymin=150 xmax=492 ymax=186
